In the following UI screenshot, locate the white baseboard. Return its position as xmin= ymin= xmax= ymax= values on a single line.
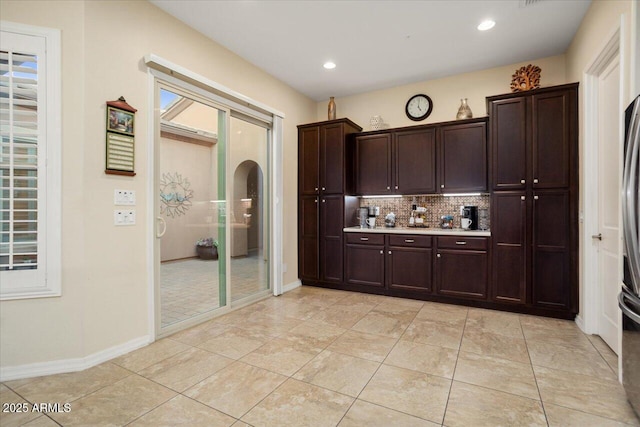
xmin=0 ymin=335 xmax=150 ymax=382
xmin=282 ymin=280 xmax=301 ymax=293
xmin=575 ymin=314 xmax=587 ymax=334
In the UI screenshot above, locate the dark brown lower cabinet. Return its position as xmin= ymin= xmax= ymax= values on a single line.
xmin=320 ymin=195 xmax=344 ymax=284
xmin=531 ymin=190 xmax=571 ymax=310
xmin=387 ymin=235 xmax=433 ymax=293
xmin=490 ymin=190 xmax=574 ymax=313
xmin=491 ymin=191 xmax=527 ymax=304
xmin=435 ymin=236 xmax=489 ymax=299
xmin=345 ymin=233 xmax=385 ymax=288
xmin=299 ymin=195 xmax=319 ymax=281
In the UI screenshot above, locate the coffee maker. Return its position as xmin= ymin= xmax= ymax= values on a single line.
xmin=367 ymin=206 xmax=379 ymax=228
xmin=462 ymin=206 xmax=478 ymax=230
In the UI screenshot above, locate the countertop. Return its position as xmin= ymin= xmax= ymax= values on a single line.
xmin=343 ymin=226 xmax=491 ymax=237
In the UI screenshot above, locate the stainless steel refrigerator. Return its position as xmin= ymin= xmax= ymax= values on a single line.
xmin=620 ymin=94 xmax=640 ymax=416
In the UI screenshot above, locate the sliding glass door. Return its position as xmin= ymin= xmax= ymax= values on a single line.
xmin=155 ymin=85 xmax=227 ymax=333
xmin=154 ymin=81 xmax=272 ymax=336
xmin=229 ymin=116 xmax=270 ymax=302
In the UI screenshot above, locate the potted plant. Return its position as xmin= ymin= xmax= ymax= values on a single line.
xmin=196 ymin=237 xmax=219 ymax=260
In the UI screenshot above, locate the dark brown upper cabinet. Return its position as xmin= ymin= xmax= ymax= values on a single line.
xmin=298 ymin=119 xmax=362 ymax=196
xmin=355 ymin=119 xmax=486 ymax=196
xmin=439 ymin=120 xmax=487 ymax=193
xmin=354 ymin=133 xmax=392 ymax=195
xmin=394 ymin=129 xmax=437 ymax=194
xmin=489 ymin=97 xmax=527 ymax=191
xmin=489 ymin=86 xmax=576 ymax=191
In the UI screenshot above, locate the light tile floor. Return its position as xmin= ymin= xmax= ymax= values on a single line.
xmin=161 ymin=254 xmax=268 ymax=327
xmin=1 ymin=286 xmax=638 ymax=426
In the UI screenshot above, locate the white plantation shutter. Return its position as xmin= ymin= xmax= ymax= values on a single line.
xmin=0 ymin=23 xmax=61 ymax=299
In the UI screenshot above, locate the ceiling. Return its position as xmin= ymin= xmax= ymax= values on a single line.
xmin=150 ymin=0 xmax=591 ymax=101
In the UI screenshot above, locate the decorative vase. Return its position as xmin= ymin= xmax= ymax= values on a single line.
xmin=456 ymin=98 xmax=473 ymax=120
xmin=370 ymin=115 xmax=384 ymax=130
xmin=328 ymin=97 xmax=336 ymax=120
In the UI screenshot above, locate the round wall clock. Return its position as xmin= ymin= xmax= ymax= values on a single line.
xmin=405 ymin=94 xmax=433 ymax=121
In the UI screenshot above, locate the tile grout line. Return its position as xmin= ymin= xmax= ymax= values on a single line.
xmin=519 ymin=316 xmax=550 ymax=427
xmin=439 ymin=307 xmax=468 ymax=427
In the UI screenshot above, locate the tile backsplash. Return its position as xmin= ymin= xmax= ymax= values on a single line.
xmin=359 ymin=195 xmax=490 ymax=229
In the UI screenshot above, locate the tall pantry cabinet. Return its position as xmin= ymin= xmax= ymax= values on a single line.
xmin=298 ymin=119 xmax=362 ymax=286
xmin=488 ymin=83 xmax=578 ymax=317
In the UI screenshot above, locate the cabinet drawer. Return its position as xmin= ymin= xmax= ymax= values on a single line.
xmin=437 ymin=236 xmax=488 ymax=250
xmin=345 ymin=233 xmax=385 ymax=245
xmin=388 ymin=235 xmax=432 ymax=248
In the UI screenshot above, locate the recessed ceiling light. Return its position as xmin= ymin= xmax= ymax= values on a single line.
xmin=477 ymin=20 xmax=496 ymax=31
xmin=323 ymin=61 xmax=336 ymax=70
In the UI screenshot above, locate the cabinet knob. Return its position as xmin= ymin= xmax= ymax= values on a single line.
xmin=387 ymin=186 xmax=390 ymax=190
xmin=437 ymin=253 xmax=441 ymax=258
xmin=521 ymin=196 xmax=525 ymax=201
xmin=388 ymin=251 xmax=392 ymax=255
xmin=533 ymin=179 xmax=539 ymax=184
xmin=315 ymin=187 xmax=318 ymax=191
xmin=322 ymin=199 xmax=326 ymax=203
xmin=441 ymin=184 xmax=445 ymax=188
xmin=314 ymin=199 xmax=318 ymax=203
xmin=322 ymin=187 xmax=326 ymax=190
xmin=395 ymin=185 xmax=398 ymax=190
xmin=380 ymin=250 xmax=383 ymax=255
xmin=520 ymin=179 xmax=526 ymax=184
xmin=534 ymin=195 xmax=539 ymax=200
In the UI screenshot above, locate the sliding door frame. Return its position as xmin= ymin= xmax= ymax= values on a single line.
xmin=146 ymin=57 xmax=284 ymax=340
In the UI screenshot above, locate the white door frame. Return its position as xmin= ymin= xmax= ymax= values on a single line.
xmin=581 ymin=18 xmax=625 ymax=349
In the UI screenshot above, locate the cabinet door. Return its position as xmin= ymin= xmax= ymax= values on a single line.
xmin=320 ymin=195 xmax=344 ymax=283
xmin=345 ymin=244 xmax=385 ymax=287
xmin=299 ymin=195 xmax=319 ymax=281
xmin=387 ymin=246 xmax=433 ymax=293
xmin=355 ymin=134 xmax=392 ymax=195
xmin=436 ymin=249 xmax=488 ymax=299
xmin=491 ymin=191 xmax=527 ymax=304
xmin=394 ymin=129 xmax=436 ymax=194
xmin=531 ymin=90 xmax=573 ymax=189
xmin=490 ymin=97 xmax=527 ymax=190
xmin=321 ymin=123 xmax=345 ymax=194
xmin=439 ymin=121 xmax=487 ymax=193
xmin=531 ymin=190 xmax=571 ymax=310
xmin=299 ymin=126 xmax=320 ymax=195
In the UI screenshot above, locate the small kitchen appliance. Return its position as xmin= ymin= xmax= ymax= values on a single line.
xmin=367 ymin=206 xmax=379 ymax=229
xmin=462 ymin=206 xmax=478 ymax=230
xmin=358 ymin=207 xmax=369 ymax=229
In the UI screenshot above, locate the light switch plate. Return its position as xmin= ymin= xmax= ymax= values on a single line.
xmin=114 ymin=189 xmax=136 ymax=206
xmin=114 ymin=209 xmax=136 ymax=226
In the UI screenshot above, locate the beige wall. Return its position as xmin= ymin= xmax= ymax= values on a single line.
xmin=159 ymin=137 xmax=217 ymax=262
xmin=0 ymin=0 xmax=315 ymax=369
xmin=565 ymin=0 xmax=635 ymax=318
xmin=315 ymin=55 xmax=567 ymax=127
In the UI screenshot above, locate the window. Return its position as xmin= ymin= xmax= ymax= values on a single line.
xmin=1 ymin=22 xmax=61 ymax=300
